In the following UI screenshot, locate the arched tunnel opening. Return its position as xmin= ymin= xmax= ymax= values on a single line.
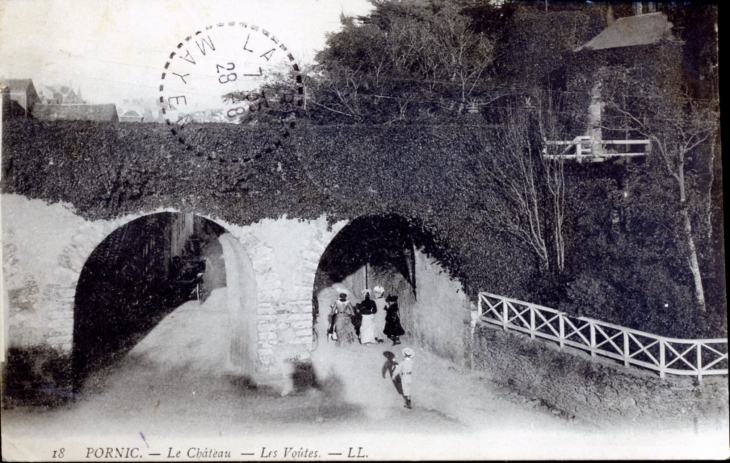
xmin=71 ymin=212 xmax=228 ymax=391
xmin=313 ymin=215 xmax=423 ymax=343
xmin=313 ymin=214 xmax=475 ymax=366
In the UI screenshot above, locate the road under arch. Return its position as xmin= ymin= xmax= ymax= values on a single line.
xmin=72 ymin=212 xmax=257 ymax=391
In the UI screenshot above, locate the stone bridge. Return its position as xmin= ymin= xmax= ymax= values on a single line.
xmin=3 ymin=120 xmax=724 ymax=425
xmin=2 ymin=193 xmax=474 ymax=399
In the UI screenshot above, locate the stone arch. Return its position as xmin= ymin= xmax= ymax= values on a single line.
xmin=69 ymin=211 xmax=258 ymax=389
xmin=297 ymin=219 xmax=348 ymax=324
xmin=312 ymin=215 xmax=418 ymax=336
xmin=311 ymin=214 xmax=475 ymax=365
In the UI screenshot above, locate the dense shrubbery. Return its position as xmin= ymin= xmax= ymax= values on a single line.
xmin=560 ymin=158 xmax=725 ymax=338
xmin=2 ymin=2 xmax=723 ymax=338
xmin=1 ymin=346 xmax=72 ymax=408
xmin=1 ymin=118 xmax=726 ymax=338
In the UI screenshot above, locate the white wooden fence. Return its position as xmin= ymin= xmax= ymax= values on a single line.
xmin=543 ymin=136 xmax=651 ymax=161
xmin=478 ymin=292 xmax=728 ymax=381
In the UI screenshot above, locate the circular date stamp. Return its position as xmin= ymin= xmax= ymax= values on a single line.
xmin=159 ymin=22 xmax=304 ymax=160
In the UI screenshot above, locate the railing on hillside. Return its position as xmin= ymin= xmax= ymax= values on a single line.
xmin=477 ymin=292 xmax=728 ymax=381
xmin=543 ymin=136 xmax=651 ymax=162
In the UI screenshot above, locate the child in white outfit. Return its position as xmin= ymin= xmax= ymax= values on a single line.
xmin=393 ymin=347 xmax=414 ymax=409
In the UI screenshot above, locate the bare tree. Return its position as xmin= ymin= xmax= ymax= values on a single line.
xmin=537 ymin=97 xmax=567 ymax=272
xmin=605 ymin=90 xmax=719 ymax=311
xmin=375 ymin=6 xmax=495 ymax=115
xmin=476 ymin=99 xmax=566 ymax=273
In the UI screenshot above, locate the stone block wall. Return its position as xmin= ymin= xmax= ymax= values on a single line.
xmin=2 ymin=195 xmax=87 ymax=354
xmin=407 ymin=250 xmax=475 ymax=368
xmin=2 ymin=194 xmax=115 ymax=405
xmin=235 ymin=217 xmax=343 ymax=389
xmin=473 ymin=323 xmax=729 ymax=427
xmin=2 ymin=193 xmax=345 ymax=401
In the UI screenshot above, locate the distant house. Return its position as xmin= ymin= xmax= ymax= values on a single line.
xmin=203 ymin=109 xmax=227 ymax=123
xmin=119 ymin=98 xmax=167 ymax=123
xmin=119 ymin=109 xmax=144 ymax=122
xmin=38 ymin=85 xmax=85 ymax=105
xmin=179 ymin=109 xmax=229 ymax=123
xmin=142 ymin=108 xmax=157 ymax=122
xmin=1 ymin=78 xmax=40 ymax=118
xmin=1 ymin=86 xmax=27 ymax=120
xmin=544 ymin=12 xmax=678 ymax=161
xmin=34 ymin=104 xmax=119 ymax=122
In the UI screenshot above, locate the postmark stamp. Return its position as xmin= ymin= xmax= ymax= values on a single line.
xmin=159 ymin=22 xmax=304 ymax=160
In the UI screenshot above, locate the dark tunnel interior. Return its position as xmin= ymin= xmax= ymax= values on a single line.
xmin=313 ymin=215 xmax=419 ymax=319
xmin=71 ymin=213 xmax=226 ymax=391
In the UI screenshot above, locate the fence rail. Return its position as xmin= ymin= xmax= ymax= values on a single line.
xmin=478 ymin=292 xmax=728 ymax=380
xmin=543 ymin=136 xmax=651 ymax=161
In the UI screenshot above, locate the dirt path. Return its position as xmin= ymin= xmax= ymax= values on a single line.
xmin=310 ymin=289 xmax=575 ymax=433
xmin=3 ymin=288 xmax=727 ymax=460
xmin=4 ymin=289 xmax=575 ymax=435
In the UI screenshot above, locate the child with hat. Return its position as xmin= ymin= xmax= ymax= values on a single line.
xmin=393 ymin=347 xmax=414 ymax=409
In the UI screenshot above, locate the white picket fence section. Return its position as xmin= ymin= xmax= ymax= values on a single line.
xmin=543 ymin=136 xmax=651 ymax=161
xmin=478 ymin=292 xmax=728 ymax=381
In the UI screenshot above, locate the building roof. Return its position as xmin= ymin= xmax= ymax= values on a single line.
xmin=575 ymin=12 xmax=677 ymax=52
xmin=121 ymin=109 xmax=142 ymax=117
xmin=120 ymin=109 xmax=144 ymax=122
xmin=34 ymin=104 xmax=119 ymax=122
xmin=1 ymin=78 xmax=35 ymax=93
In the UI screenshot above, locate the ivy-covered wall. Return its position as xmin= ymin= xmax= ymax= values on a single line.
xmin=1 ymin=120 xmax=534 ymax=300
xmin=2 ymin=119 xmax=726 ymax=338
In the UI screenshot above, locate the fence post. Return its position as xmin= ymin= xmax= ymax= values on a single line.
xmin=623 ymin=331 xmax=630 ymax=367
xmin=530 ymin=307 xmax=535 ymax=339
xmin=590 ymin=322 xmax=596 ymax=358
xmin=559 ymin=314 xmax=564 ymax=349
xmin=502 ymin=300 xmax=508 ymax=331
xmin=659 ymin=340 xmax=666 ymax=379
xmin=697 ymin=343 xmax=703 ymax=383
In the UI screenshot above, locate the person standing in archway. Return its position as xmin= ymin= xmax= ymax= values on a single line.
xmin=358 ymin=290 xmax=377 ymax=345
xmin=329 ymin=293 xmax=357 ymax=346
xmin=383 ymin=295 xmax=405 ymax=345
xmin=372 ymin=286 xmax=387 ymax=343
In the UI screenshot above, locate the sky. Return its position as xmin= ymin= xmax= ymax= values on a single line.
xmin=0 ymin=0 xmax=373 ymax=106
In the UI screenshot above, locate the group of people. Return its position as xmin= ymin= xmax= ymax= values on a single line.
xmin=327 ymin=286 xmax=414 ymax=409
xmin=327 ymin=285 xmax=405 ymax=347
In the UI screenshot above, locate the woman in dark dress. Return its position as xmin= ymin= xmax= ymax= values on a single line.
xmin=383 ymin=295 xmax=405 ymax=345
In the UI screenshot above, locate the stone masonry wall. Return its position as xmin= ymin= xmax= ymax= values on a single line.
xmin=3 ymin=194 xmax=116 ymax=354
xmin=473 ymin=323 xmax=729 ymax=427
xmin=2 ymin=193 xmax=344 ymax=399
xmin=407 ymin=250 xmax=476 ymax=368
xmin=236 ymin=217 xmax=345 ymax=390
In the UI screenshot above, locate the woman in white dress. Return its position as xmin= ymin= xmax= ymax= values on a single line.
xmin=358 ymin=290 xmax=377 ymax=345
xmin=372 ymin=286 xmax=387 ymax=343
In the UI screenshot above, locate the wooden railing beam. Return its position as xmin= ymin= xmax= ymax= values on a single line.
xmin=475 ymin=292 xmax=727 ymax=380
xmin=697 ymin=344 xmax=703 ymax=383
